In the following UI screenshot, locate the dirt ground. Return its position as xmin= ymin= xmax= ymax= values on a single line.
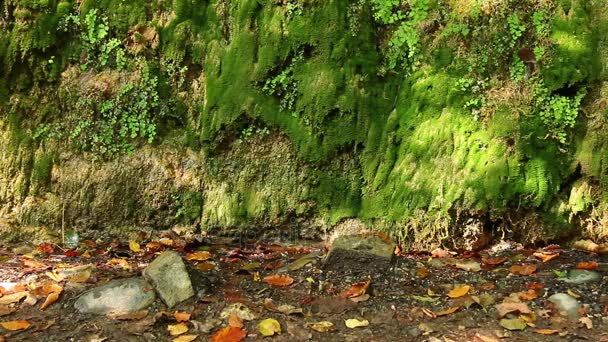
xmin=0 ymin=233 xmax=607 ymax=342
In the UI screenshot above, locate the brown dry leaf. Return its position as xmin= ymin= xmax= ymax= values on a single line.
xmin=107 ymin=258 xmax=131 ymax=270
xmin=338 ymin=280 xmax=371 ymax=298
xmin=518 ymin=289 xmax=538 ymax=301
xmin=579 ymin=317 xmax=593 ymax=329
xmin=447 ymin=285 xmax=470 ymax=299
xmin=495 ymin=302 xmax=532 ymax=318
xmin=575 ymin=261 xmax=598 ymax=270
xmin=533 ymin=251 xmax=560 ymax=263
xmin=434 ymin=306 xmax=460 ymax=317
xmin=0 ymin=291 xmax=28 ymax=305
xmin=533 ymin=329 xmax=559 ymax=335
xmin=196 ymin=262 xmax=215 ymax=272
xmin=416 ymin=266 xmax=429 ymax=279
xmin=22 ymin=258 xmax=46 ymax=269
xmin=209 ymin=326 xmax=246 ymax=342
xmin=263 ymin=298 xmax=303 ymax=315
xmin=0 ymin=320 xmax=31 ymax=331
xmin=350 ymin=294 xmax=370 ymax=303
xmin=431 ymin=248 xmax=453 ymax=258
xmin=475 ymin=333 xmax=499 ymax=342
xmin=173 ymin=335 xmax=198 ymax=342
xmin=508 ymin=264 xmax=537 ymax=276
xmin=174 ymin=311 xmax=192 ymax=323
xmin=263 ymin=275 xmax=294 ymax=287
xmin=572 ymin=239 xmax=599 ymax=253
xmin=40 ymin=291 xmax=60 ymax=310
xmin=228 ymin=314 xmax=243 ymax=328
xmin=108 ymin=310 xmax=149 ymax=320
xmin=0 ymin=305 xmax=16 ymax=317
xmin=481 ymin=256 xmax=508 ymax=266
xmin=185 ymin=251 xmax=212 ymax=261
xmin=168 ymin=323 xmax=189 ymax=336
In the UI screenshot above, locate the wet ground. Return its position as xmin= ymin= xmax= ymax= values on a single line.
xmin=0 ymin=233 xmax=607 ymax=342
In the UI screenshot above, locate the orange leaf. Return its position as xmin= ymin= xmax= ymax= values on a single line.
xmin=228 ymin=314 xmax=244 ymax=328
xmin=159 ymin=238 xmax=175 ymax=247
xmin=518 ymin=289 xmax=538 ymax=301
xmin=338 ymin=280 xmax=371 ymax=298
xmin=185 ymin=251 xmax=212 ymax=261
xmin=146 ymin=241 xmax=162 ymax=251
xmin=508 ymin=264 xmax=537 ymax=276
xmin=0 ymin=320 xmax=31 ymax=331
xmin=431 ymin=248 xmax=453 ymax=258
xmin=533 ymin=329 xmax=559 ymax=335
xmin=575 ymin=261 xmax=598 ymax=270
xmin=173 ymin=311 xmax=192 ymax=322
xmin=40 ymin=292 xmax=60 ymax=310
xmin=210 ymin=326 xmax=246 ymax=342
xmin=416 ymin=267 xmax=429 ymax=279
xmin=447 ymin=285 xmax=470 ymax=298
xmin=196 ymin=262 xmax=215 ymax=271
xmin=481 ymin=256 xmax=508 ymax=265
xmin=22 ymin=258 xmax=46 ymax=269
xmin=525 ymin=282 xmax=544 ymax=290
xmin=434 ymin=306 xmax=460 ymax=316
xmin=533 ymin=251 xmax=559 ymax=263
xmin=262 ymin=275 xmax=294 ymax=287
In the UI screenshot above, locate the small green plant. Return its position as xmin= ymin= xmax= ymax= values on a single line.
xmin=507 ymin=13 xmax=526 ymax=48
xmin=285 ymin=0 xmax=303 ymax=19
xmin=263 ymin=51 xmax=303 ymax=112
xmin=535 ymin=83 xmax=586 ymax=144
xmin=80 ymin=9 xmax=127 ymax=70
xmin=238 ymin=125 xmax=270 ymax=143
xmin=173 ymin=190 xmax=203 ymax=224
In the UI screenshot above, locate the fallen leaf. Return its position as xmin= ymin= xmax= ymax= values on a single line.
xmin=0 ymin=320 xmax=31 ymax=331
xmin=286 ymin=252 xmax=319 ymax=271
xmin=263 ymin=275 xmax=294 ymax=287
xmin=40 ymin=291 xmax=60 ymax=310
xmin=434 ymin=307 xmax=460 ymax=316
xmin=454 ymin=260 xmax=481 ymax=272
xmin=431 ymin=248 xmax=453 ymax=258
xmin=344 ymin=318 xmax=369 ymax=328
xmin=518 ymin=289 xmax=538 ymax=301
xmin=495 ymin=302 xmax=532 ymax=318
xmin=159 ymin=238 xmax=175 ymax=247
xmin=508 ymin=264 xmax=537 ymax=276
xmin=307 ymin=321 xmax=335 ymax=332
xmin=168 ymin=323 xmax=189 ymax=336
xmin=228 ymin=314 xmax=243 ymax=328
xmin=533 ymin=329 xmax=559 ymax=335
xmin=174 ymin=311 xmax=192 ymax=322
xmin=448 ymin=285 xmax=470 ymax=298
xmin=338 ymin=280 xmax=371 ymax=298
xmin=481 ymin=256 xmax=508 ymax=265
xmin=107 ymin=258 xmax=131 ymax=270
xmin=129 ymin=241 xmax=141 ymax=253
xmin=185 ymin=251 xmax=212 ymax=261
xmin=36 ymin=243 xmax=55 ymax=255
xmin=350 ymin=294 xmax=370 ymax=303
xmin=475 ymin=333 xmax=499 ymax=342
xmin=220 ymin=303 xmax=256 ymax=321
xmin=263 ymin=298 xmax=303 ymax=315
xmin=196 ymin=262 xmax=215 ymax=271
xmin=22 ymin=258 xmax=46 ymax=269
xmin=0 ymin=291 xmax=28 ymax=305
xmin=173 ymin=335 xmax=198 ymax=342
xmin=567 ymin=289 xmax=581 ymax=299
xmin=0 ymin=305 xmax=16 ymax=317
xmin=416 ymin=266 xmax=429 ymax=279
xmin=258 ymin=318 xmax=281 ymax=336
xmin=572 ymin=239 xmax=599 ymax=253
xmin=499 ymin=318 xmax=527 ymax=331
xmin=525 ymin=282 xmax=544 ymax=290
xmin=520 ymin=312 xmax=536 ymax=323
xmin=575 ymin=261 xmax=598 ymax=270
xmin=210 ymin=327 xmax=246 ymax=342
xmin=533 ymin=251 xmax=560 ymax=263
xmin=472 ymin=293 xmax=495 ymax=308
xmin=579 ymin=317 xmax=593 ymax=329
xmin=146 ymin=241 xmax=162 ymax=250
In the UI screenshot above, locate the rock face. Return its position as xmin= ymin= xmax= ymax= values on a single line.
xmin=143 ymin=251 xmax=194 ymax=308
xmin=548 ymin=293 xmax=581 ymax=320
xmin=323 ymin=234 xmax=395 ymax=274
xmin=74 ymin=278 xmax=156 ymax=315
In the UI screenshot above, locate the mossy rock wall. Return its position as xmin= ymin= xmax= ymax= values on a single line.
xmin=1 ymin=0 xmax=608 ymax=245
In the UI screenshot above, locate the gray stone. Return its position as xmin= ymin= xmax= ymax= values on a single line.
xmin=559 ymin=270 xmax=601 ymax=284
xmin=74 ymin=278 xmax=156 ymax=315
xmin=548 ymin=293 xmax=581 ymax=320
xmin=143 ymin=251 xmax=194 ymax=308
xmin=323 ymin=234 xmax=394 ymax=274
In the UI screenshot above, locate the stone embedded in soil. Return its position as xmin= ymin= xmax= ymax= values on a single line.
xmin=323 ymin=233 xmax=395 ymax=274
xmin=74 ymin=278 xmax=156 ymax=315
xmin=559 ymin=270 xmax=601 ymax=284
xmin=548 ymin=293 xmax=581 ymax=320
xmin=143 ymin=251 xmax=194 ymax=308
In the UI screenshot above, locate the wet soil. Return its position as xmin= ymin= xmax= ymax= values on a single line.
xmin=0 ymin=236 xmax=607 ymax=342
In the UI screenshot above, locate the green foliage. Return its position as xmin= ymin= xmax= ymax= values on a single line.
xmin=262 ymin=52 xmax=303 ymax=114
xmin=507 ymin=13 xmax=526 ymax=48
xmin=535 ymin=83 xmax=586 ymax=144
xmin=173 ymin=190 xmax=203 ymax=224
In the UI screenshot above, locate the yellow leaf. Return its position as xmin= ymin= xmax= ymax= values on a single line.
xmin=173 ymin=335 xmax=198 ymax=342
xmin=0 ymin=320 xmax=31 ymax=331
xmin=447 ymin=285 xmax=470 ymax=298
xmin=40 ymin=292 xmax=60 ymax=310
xmin=168 ymin=323 xmax=189 ymax=336
xmin=45 ymin=271 xmax=65 ymax=282
xmin=533 ymin=329 xmax=559 ymax=335
xmin=129 ymin=241 xmax=142 ymax=253
xmin=185 ymin=251 xmax=212 ymax=261
xmin=258 ymin=318 xmax=281 ymax=336
xmin=344 ymin=319 xmax=369 ymax=328
xmin=307 ymin=321 xmax=335 ymax=332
